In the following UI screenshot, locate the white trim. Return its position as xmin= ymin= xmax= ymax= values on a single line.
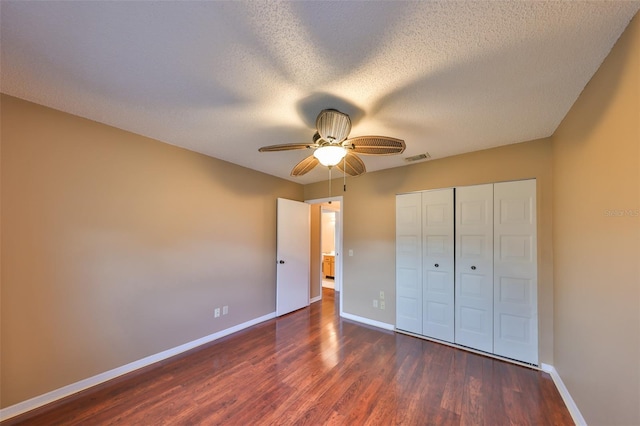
xmin=0 ymin=312 xmax=277 ymax=422
xmin=541 ymin=363 xmax=587 ymax=426
xmin=310 ymin=295 xmax=322 ymax=304
xmin=340 ymin=312 xmax=395 ymax=331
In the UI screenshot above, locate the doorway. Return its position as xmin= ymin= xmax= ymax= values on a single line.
xmin=321 ymin=203 xmax=338 ymax=291
xmin=307 ymin=196 xmax=343 ymax=316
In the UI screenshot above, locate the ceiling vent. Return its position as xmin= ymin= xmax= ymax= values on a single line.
xmin=405 ymin=152 xmax=431 ymax=162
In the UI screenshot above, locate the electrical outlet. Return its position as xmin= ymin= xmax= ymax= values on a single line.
xmin=380 ymin=300 xmax=386 ymax=310
xmin=373 ymin=299 xmax=378 ymax=308
xmin=223 ymin=305 xmax=228 ymax=315
xmin=214 ymin=308 xmax=220 ymax=318
xmin=379 ymin=291 xmax=385 ymax=300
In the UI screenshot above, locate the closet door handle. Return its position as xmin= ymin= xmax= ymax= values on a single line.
xmin=471 ymin=265 xmax=476 ymax=270
xmin=279 ymin=260 xmax=285 ymax=264
xmin=434 ymin=263 xmax=439 ymax=268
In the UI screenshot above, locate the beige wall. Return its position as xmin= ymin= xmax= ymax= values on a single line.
xmin=0 ymin=95 xmax=303 ymax=407
xmin=321 ymin=211 xmax=336 ymax=254
xmin=305 ymin=138 xmax=555 ymax=363
xmin=552 ymin=13 xmax=640 ymax=426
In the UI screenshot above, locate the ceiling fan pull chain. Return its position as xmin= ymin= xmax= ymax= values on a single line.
xmin=343 ymin=156 xmax=347 ymax=192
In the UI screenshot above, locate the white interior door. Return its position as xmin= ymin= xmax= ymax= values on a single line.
xmin=276 ymin=198 xmax=310 ymax=316
xmin=422 ymin=188 xmax=455 ymax=342
xmin=455 ymin=184 xmax=494 ymax=352
xmin=396 ymin=193 xmax=422 ymax=334
xmin=493 ymin=179 xmax=538 ymax=364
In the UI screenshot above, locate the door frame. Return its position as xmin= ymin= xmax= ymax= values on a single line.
xmin=306 ymin=195 xmax=343 ymax=316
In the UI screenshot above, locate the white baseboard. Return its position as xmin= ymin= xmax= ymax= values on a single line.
xmin=340 ymin=312 xmax=395 ymax=331
xmin=541 ymin=363 xmax=587 ymax=426
xmin=0 ymin=312 xmax=277 ymax=422
xmin=310 ymin=295 xmax=322 ymax=304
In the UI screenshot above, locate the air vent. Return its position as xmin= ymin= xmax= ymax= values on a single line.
xmin=405 ymin=152 xmax=431 ymax=162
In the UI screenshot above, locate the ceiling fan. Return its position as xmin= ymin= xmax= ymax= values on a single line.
xmin=258 ymin=109 xmax=406 ymax=177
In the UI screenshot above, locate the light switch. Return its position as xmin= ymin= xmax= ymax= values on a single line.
xmin=348 ymin=249 xmax=354 ymax=256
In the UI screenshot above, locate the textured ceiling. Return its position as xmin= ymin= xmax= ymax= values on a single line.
xmin=2 ymin=1 xmax=639 ymax=184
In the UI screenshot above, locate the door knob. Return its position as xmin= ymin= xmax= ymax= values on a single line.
xmin=434 ymin=263 xmax=439 ymax=268
xmin=471 ymin=265 xmax=476 ymax=270
xmin=279 ymin=260 xmax=285 ymax=264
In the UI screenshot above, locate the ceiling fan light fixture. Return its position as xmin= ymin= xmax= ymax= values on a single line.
xmin=313 ymin=145 xmax=347 ymax=167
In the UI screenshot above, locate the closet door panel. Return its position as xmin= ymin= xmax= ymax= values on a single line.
xmin=396 ymin=193 xmax=422 ymax=334
xmin=422 ymin=189 xmax=455 ymax=342
xmin=455 ymin=184 xmax=494 ymax=353
xmin=493 ymin=179 xmax=538 ymax=364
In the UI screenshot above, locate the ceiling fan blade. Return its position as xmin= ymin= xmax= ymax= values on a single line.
xmin=291 ymin=155 xmax=319 ymax=176
xmin=345 ymin=136 xmax=406 ymax=155
xmin=336 ymin=152 xmax=366 ymax=177
xmin=259 ymin=143 xmax=315 ymax=152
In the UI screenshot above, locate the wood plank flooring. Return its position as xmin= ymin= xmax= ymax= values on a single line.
xmin=4 ymin=288 xmax=573 ymax=425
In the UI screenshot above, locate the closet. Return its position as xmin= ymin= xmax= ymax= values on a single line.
xmin=396 ymin=180 xmax=538 ymax=365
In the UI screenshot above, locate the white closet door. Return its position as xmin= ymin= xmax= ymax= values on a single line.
xmin=396 ymin=193 xmax=422 ymax=334
xmin=493 ymin=180 xmax=538 ymax=364
xmin=422 ymin=189 xmax=455 ymax=342
xmin=455 ymin=184 xmax=494 ymax=352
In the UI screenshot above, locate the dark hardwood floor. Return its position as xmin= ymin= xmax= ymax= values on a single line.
xmin=4 ymin=288 xmax=573 ymax=425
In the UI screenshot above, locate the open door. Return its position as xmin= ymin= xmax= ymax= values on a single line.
xmin=276 ymin=198 xmax=310 ymax=316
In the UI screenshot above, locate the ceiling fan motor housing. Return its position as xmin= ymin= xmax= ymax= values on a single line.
xmin=316 ymin=109 xmax=351 ymax=144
